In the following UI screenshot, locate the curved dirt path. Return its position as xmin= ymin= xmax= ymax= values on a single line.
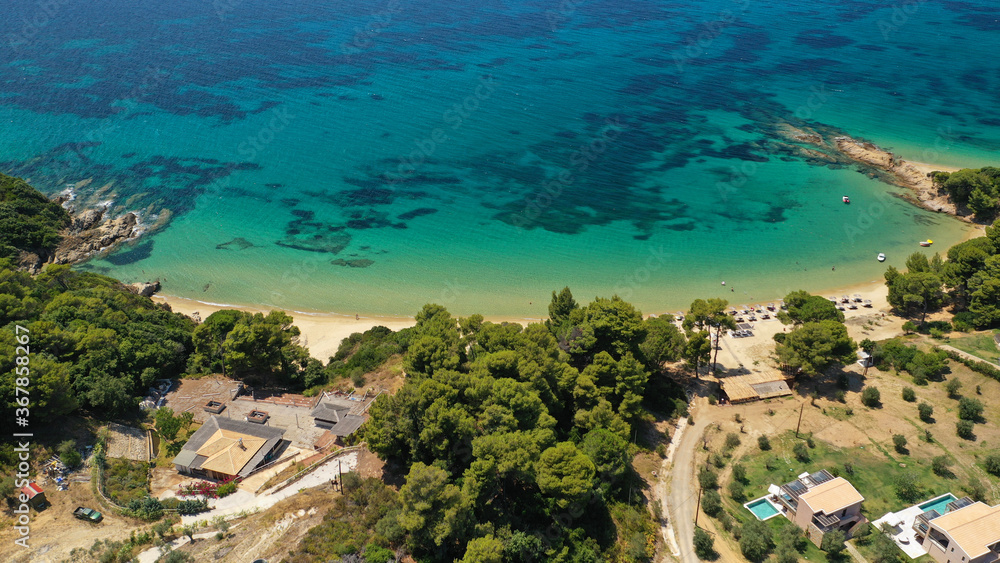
xmin=667 ymin=411 xmax=711 ymax=563
xmin=665 ymin=401 xmax=746 ymax=563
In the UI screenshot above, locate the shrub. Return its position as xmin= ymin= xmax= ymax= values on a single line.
xmin=952 ymin=312 xmax=976 ymax=332
xmin=728 ymin=480 xmax=747 ymax=502
xmin=965 ymin=477 xmax=987 ymax=502
xmin=821 ymin=529 xmax=846 ymax=557
xmin=710 ymin=453 xmax=726 ymax=468
xmin=958 ymin=397 xmax=984 ymax=421
xmin=805 ymin=435 xmax=815 ymax=448
xmin=985 ymin=454 xmax=1000 ymax=476
xmin=892 ymin=434 xmax=907 ymax=453
xmin=732 ymin=463 xmax=747 ymax=483
xmin=946 ymin=378 xmax=963 ymax=398
xmin=894 ymin=472 xmax=922 ymax=503
xmin=216 ymin=481 xmax=238 ymax=497
xmin=923 ymin=429 xmax=933 ymax=443
xmin=861 ymin=386 xmax=881 ymax=408
xmin=932 ymin=455 xmax=953 ymax=477
xmin=701 ymin=489 xmax=722 ymax=516
xmin=843 ymin=461 xmax=854 ymax=475
xmin=363 ymin=544 xmax=395 ymax=563
xmin=57 ymin=440 xmax=82 ymax=469
xmin=792 ymin=442 xmax=809 ymax=462
xmin=957 ymin=420 xmax=975 ymax=440
xmin=774 ymin=546 xmax=798 ymax=563
xmin=725 ymin=433 xmax=741 ymax=450
xmin=708 ymin=395 xmax=717 ymax=405
xmin=918 ymin=402 xmax=934 ymax=422
xmin=693 ymin=527 xmax=716 ymax=560
xmin=837 ymin=373 xmax=850 ymax=390
xmin=835 ymin=390 xmax=846 ymax=403
xmin=774 ymin=520 xmax=806 ymax=553
xmin=656 ymin=444 xmax=666 ymax=458
xmin=350 ymin=369 xmax=366 ymax=388
xmin=758 ymin=435 xmax=771 ymax=451
xmin=902 ymin=387 xmax=916 ymax=402
xmin=739 ymin=519 xmax=774 ymax=562
xmin=125 ymin=496 xmax=164 ymax=521
xmin=177 ymin=499 xmax=209 ymax=515
xmin=698 ymin=468 xmax=718 ymax=489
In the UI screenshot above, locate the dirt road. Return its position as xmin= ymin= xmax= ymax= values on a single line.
xmin=667 ymin=410 xmax=711 ymax=563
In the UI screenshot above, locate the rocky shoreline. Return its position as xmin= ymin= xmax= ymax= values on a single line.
xmin=770 ymin=120 xmax=965 ymax=219
xmin=17 ymin=190 xmax=156 ymax=275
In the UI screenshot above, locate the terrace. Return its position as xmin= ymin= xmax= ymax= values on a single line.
xmin=873 ymin=493 xmax=974 ymax=559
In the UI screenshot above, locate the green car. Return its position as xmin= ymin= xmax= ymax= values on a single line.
xmin=73 ymin=507 xmax=103 ymax=523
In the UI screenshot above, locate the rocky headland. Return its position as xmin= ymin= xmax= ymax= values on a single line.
xmin=18 ymin=200 xmax=146 ymax=274
xmin=770 ymin=121 xmax=962 ymax=218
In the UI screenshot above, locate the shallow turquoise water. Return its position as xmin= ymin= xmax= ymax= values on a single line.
xmin=746 ymin=498 xmax=780 ymax=520
xmin=0 ymin=0 xmax=994 ymax=316
xmin=919 ymin=493 xmax=957 ymax=515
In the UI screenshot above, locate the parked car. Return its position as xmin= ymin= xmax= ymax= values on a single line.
xmin=73 ymin=507 xmax=103 ymax=523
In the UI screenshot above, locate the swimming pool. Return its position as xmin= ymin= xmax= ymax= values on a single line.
xmin=745 ymin=498 xmax=781 ymax=521
xmin=919 ymin=494 xmax=957 ymax=516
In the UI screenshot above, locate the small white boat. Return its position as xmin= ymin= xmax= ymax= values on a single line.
xmin=877 ymin=253 xmax=886 ymax=262
xmin=919 ymin=240 xmax=933 ymax=247
xmin=842 ymin=196 xmax=850 ymax=204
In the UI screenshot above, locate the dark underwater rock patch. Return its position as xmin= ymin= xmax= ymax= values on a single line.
xmin=331 ymin=258 xmax=374 ymax=268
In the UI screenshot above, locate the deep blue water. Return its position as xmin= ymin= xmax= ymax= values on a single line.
xmin=1 ymin=0 xmax=996 ymax=316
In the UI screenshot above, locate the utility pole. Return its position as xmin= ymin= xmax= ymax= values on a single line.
xmin=694 ymin=488 xmax=703 ymax=526
xmin=338 ymin=460 xmax=343 ymax=492
xmin=795 ymin=402 xmax=804 ymax=437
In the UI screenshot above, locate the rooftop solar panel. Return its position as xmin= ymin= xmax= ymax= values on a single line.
xmin=810 ymin=470 xmax=834 ymax=485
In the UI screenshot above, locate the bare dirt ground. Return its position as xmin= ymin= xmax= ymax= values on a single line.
xmin=662 ymin=281 xmax=1000 ymax=562
xmin=0 ymin=478 xmax=140 ymax=563
xmin=154 ymin=485 xmax=341 ymax=563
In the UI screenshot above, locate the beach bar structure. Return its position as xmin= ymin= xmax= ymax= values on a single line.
xmin=773 ymin=469 xmax=867 ymax=546
xmin=719 ymin=371 xmax=793 ymax=404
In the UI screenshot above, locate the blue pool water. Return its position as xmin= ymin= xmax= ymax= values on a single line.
xmin=919 ymin=494 xmax=957 ymax=516
xmin=746 ymin=498 xmax=780 ymax=520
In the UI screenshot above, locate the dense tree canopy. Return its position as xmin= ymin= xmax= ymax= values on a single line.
xmin=885 ymin=254 xmax=945 ymax=324
xmin=937 ymin=167 xmax=1000 ymax=220
xmin=0 ymin=173 xmax=70 ymax=260
xmin=364 ymin=295 xmax=675 ymax=561
xmin=774 ymin=319 xmax=856 ymax=375
xmin=777 ymin=290 xmax=844 ymax=324
xmin=189 ymin=309 xmax=311 ymax=384
xmin=0 ymin=260 xmax=195 ymax=422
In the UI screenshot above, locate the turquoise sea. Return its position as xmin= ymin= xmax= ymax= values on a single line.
xmin=2 ymin=0 xmax=996 ymax=317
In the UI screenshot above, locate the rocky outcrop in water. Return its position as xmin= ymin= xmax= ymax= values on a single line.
xmin=127 ymin=280 xmax=161 ymax=297
xmin=52 ymin=209 xmax=140 ymax=264
xmin=768 ymin=121 xmax=960 ymax=217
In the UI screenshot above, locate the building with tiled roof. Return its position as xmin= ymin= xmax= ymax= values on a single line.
xmin=172 ymin=416 xmax=286 ymax=481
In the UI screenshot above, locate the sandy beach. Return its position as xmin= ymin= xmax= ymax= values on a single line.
xmin=153 ymin=272 xmax=911 ymax=362
xmin=152 ymin=294 xmax=545 ymax=361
